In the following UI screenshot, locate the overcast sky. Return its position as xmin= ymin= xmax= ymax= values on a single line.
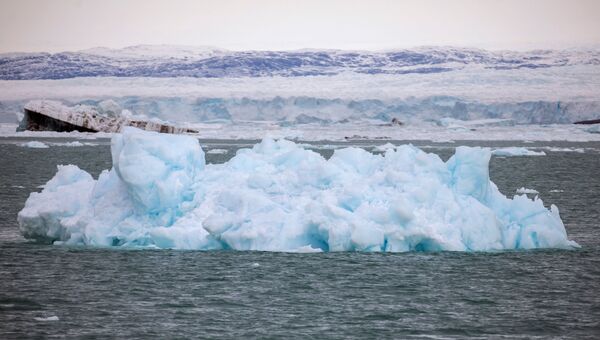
xmin=1 ymin=0 xmax=599 ymax=53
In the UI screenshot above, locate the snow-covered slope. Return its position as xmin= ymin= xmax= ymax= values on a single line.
xmin=1 ymin=45 xmax=599 ymax=80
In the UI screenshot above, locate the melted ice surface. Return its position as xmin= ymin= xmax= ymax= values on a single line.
xmin=18 ymin=128 xmax=577 ymax=252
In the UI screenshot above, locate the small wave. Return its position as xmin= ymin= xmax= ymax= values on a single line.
xmin=34 ymin=316 xmax=59 ymax=322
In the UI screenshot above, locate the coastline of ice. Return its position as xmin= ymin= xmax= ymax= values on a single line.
xmin=18 ymin=127 xmax=578 ymax=252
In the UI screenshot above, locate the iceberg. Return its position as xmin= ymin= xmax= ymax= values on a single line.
xmin=18 ymin=127 xmax=577 ymax=252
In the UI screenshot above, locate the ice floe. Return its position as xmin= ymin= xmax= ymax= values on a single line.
xmin=516 ymin=187 xmax=539 ymax=194
xmin=60 ymin=141 xmax=84 ymax=147
xmin=51 ymin=141 xmax=98 ymax=147
xmin=492 ymin=147 xmax=546 ymax=157
xmin=20 ymin=141 xmax=49 ymax=148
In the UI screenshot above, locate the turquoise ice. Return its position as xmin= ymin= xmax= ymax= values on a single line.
xmin=18 ymin=128 xmax=578 ymax=251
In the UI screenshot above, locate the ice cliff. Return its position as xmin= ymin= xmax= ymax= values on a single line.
xmin=18 ymin=128 xmax=577 ymax=251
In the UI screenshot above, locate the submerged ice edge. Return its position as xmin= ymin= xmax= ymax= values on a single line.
xmin=17 ymin=127 xmax=578 ymax=252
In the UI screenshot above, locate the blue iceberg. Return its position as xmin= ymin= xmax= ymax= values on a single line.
xmin=18 ymin=128 xmax=577 ymax=252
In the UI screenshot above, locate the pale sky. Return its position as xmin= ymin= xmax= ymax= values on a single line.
xmin=1 ymin=0 xmax=600 ymax=53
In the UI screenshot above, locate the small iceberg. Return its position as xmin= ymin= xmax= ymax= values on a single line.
xmin=21 ymin=141 xmax=49 ymax=149
xmin=56 ymin=141 xmax=85 ymax=147
xmin=18 ymin=128 xmax=577 ymax=252
xmin=373 ymin=143 xmax=396 ymax=152
xmin=516 ymin=187 xmax=539 ymax=194
xmin=492 ymin=147 xmax=546 ymax=157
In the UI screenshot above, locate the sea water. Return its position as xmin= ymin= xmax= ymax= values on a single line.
xmin=1 ymin=138 xmax=599 ymax=338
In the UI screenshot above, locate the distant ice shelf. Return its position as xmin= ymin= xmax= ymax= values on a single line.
xmin=18 ymin=127 xmax=578 ymax=252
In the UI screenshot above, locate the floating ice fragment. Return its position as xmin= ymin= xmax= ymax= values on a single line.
xmin=373 ymin=143 xmax=396 ymax=152
xmin=206 ymin=148 xmax=228 ymax=154
xmin=50 ymin=141 xmax=97 ymax=147
xmin=492 ymin=147 xmax=546 ymax=157
xmin=516 ymin=187 xmax=539 ymax=194
xmin=55 ymin=141 xmax=85 ymax=147
xmin=541 ymin=147 xmax=585 ymax=153
xmin=21 ymin=141 xmax=49 ymax=148
xmin=18 ymin=128 xmax=578 ymax=252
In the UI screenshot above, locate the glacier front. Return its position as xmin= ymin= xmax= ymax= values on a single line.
xmin=18 ymin=128 xmax=578 ymax=252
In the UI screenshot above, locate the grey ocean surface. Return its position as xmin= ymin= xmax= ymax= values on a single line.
xmin=1 ymin=138 xmax=599 ymax=339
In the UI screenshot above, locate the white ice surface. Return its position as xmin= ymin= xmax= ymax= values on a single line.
xmin=18 ymin=128 xmax=578 ymax=252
